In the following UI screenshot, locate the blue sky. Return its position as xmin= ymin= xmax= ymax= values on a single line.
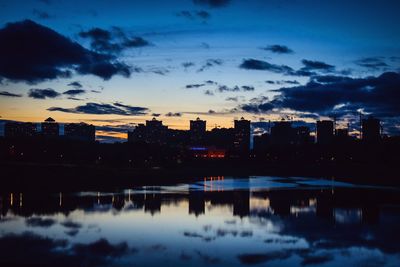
xmin=0 ymin=0 xmax=399 ymax=141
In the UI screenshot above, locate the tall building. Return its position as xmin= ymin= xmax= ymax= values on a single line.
xmin=4 ymin=122 xmax=37 ymax=138
xmin=41 ymin=117 xmax=59 ymax=138
xmin=128 ymin=118 xmax=168 ymax=145
xmin=190 ymin=117 xmax=206 ymax=145
xmin=270 ymin=120 xmax=295 ymax=145
xmin=233 ymin=117 xmax=250 ymax=152
xmin=146 ymin=118 xmax=168 ymax=144
xmin=317 ymin=120 xmax=334 ymax=145
xmin=362 ymin=116 xmax=381 ymax=143
xmin=64 ymin=123 xmax=95 ymax=142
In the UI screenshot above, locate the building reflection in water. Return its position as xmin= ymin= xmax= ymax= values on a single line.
xmin=0 ymin=179 xmax=392 ymax=226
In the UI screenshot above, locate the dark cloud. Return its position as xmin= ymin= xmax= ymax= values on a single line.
xmin=182 ymin=62 xmax=195 ymax=69
xmin=217 ymin=85 xmax=254 ymax=92
xmin=28 ymin=88 xmax=60 ymax=99
xmin=218 ymin=85 xmax=240 ymax=92
xmin=123 ymin=37 xmax=150 ymax=48
xmin=176 ymin=10 xmax=211 ymax=20
xmin=0 ymin=20 xmax=131 ymax=83
xmin=47 ymin=102 xmax=149 ymax=115
xmin=284 ymin=80 xmax=300 ymax=85
xmin=197 ymin=59 xmax=223 ymax=72
xmin=79 ymin=27 xmax=151 ymax=54
xmin=63 ymin=89 xmax=85 ymax=96
xmin=241 ymin=85 xmax=255 ymax=91
xmin=26 ymin=217 xmax=57 ymax=227
xmin=67 ymin=97 xmax=83 ymax=101
xmin=186 ymin=83 xmax=205 ymax=89
xmin=262 ymin=44 xmax=294 ymax=54
xmin=67 ymin=81 xmax=83 ymax=88
xmin=152 ymin=113 xmax=161 ymax=117
xmin=205 ymin=80 xmax=217 ymax=85
xmin=193 ymin=0 xmax=231 ymax=8
xmin=241 ymin=102 xmax=274 ymax=113
xmin=301 ymin=59 xmax=335 ymax=71
xmin=355 ymin=57 xmax=388 ymax=69
xmin=0 ymin=91 xmax=22 ymax=97
xmin=241 ymin=72 xmax=400 ymax=122
xmin=165 ymin=112 xmax=182 ymax=117
xmin=33 ymin=9 xmax=51 ymax=19
xmin=240 ymin=59 xmax=294 ymax=74
xmin=97 ymin=123 xmax=136 ymax=133
xmin=148 ymin=67 xmax=170 ymax=75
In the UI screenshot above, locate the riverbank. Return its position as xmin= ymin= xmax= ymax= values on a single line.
xmin=1 ymin=160 xmax=399 ymax=191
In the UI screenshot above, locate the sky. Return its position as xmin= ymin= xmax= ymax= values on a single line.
xmin=0 ymin=0 xmax=399 ymax=141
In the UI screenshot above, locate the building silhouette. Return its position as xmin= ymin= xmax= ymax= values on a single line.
xmin=64 ymin=123 xmax=95 ymax=142
xmin=362 ymin=116 xmax=381 ymax=143
xmin=41 ymin=117 xmax=59 ymax=138
xmin=233 ymin=117 xmax=250 ymax=152
xmin=190 ymin=117 xmax=206 ymax=145
xmin=128 ymin=118 xmax=168 ymax=145
xmin=4 ymin=122 xmax=37 ymax=138
xmin=317 ymin=120 xmax=334 ymax=145
xmin=270 ymin=120 xmax=294 ymax=146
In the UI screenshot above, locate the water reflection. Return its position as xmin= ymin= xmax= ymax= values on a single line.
xmin=1 ymin=176 xmax=400 ymax=266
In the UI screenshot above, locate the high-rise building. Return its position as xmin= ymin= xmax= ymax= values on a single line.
xmin=362 ymin=116 xmax=381 ymax=143
xmin=128 ymin=118 xmax=168 ymax=145
xmin=317 ymin=120 xmax=334 ymax=144
xmin=190 ymin=117 xmax=206 ymax=145
xmin=146 ymin=118 xmax=168 ymax=144
xmin=41 ymin=117 xmax=59 ymax=137
xmin=4 ymin=122 xmax=37 ymax=138
xmin=270 ymin=120 xmax=295 ymax=145
xmin=233 ymin=117 xmax=250 ymax=152
xmin=64 ymin=123 xmax=95 ymax=142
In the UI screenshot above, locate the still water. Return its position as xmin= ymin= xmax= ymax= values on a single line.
xmin=1 ymin=176 xmax=400 ymax=267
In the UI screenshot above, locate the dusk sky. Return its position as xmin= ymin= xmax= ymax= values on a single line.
xmin=0 ymin=0 xmax=399 ymax=141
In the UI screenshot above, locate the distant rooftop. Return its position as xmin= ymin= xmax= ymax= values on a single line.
xmin=44 ymin=117 xmax=56 ymax=122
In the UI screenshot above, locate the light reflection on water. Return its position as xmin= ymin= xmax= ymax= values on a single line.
xmin=1 ymin=176 xmax=400 ymax=267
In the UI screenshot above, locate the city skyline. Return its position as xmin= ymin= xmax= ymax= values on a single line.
xmin=1 ymin=0 xmax=400 ymax=143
